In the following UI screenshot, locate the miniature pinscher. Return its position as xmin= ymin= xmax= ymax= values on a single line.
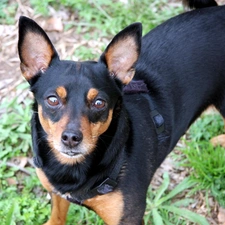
xmin=18 ymin=0 xmax=225 ymax=224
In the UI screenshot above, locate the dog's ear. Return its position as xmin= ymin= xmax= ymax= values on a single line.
xmin=100 ymin=23 xmax=142 ymax=85
xmin=18 ymin=16 xmax=58 ymax=81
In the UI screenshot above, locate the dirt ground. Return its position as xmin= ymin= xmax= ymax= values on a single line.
xmin=1 ymin=1 xmax=225 ymax=224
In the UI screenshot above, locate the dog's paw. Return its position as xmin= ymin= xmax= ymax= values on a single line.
xmin=210 ymin=134 xmax=225 ymax=148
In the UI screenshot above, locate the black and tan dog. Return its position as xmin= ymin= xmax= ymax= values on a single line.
xmin=18 ymin=0 xmax=225 ymax=224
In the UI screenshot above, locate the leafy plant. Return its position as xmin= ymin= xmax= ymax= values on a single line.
xmin=73 ymin=46 xmax=98 ymax=61
xmin=30 ymin=0 xmax=54 ymax=15
xmin=67 ymin=204 xmax=104 ymax=225
xmin=0 ymin=92 xmax=33 ymax=195
xmin=181 ymin=141 xmax=225 ymax=207
xmin=0 ymin=97 xmax=32 ymax=160
xmin=189 ymin=113 xmax=224 ymax=141
xmin=0 ymin=193 xmax=49 ymax=225
xmin=0 ymin=0 xmax=18 ymax=24
xmin=144 ymin=173 xmax=209 ymax=225
xmin=30 ymin=0 xmax=182 ymax=36
xmin=181 ymin=113 xmax=225 ymax=207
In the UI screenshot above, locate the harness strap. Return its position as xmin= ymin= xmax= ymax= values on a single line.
xmin=66 ymin=148 xmax=125 ymax=205
xmin=124 ymin=80 xmax=165 ymax=135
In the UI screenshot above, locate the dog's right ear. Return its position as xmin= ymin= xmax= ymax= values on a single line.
xmin=100 ymin=23 xmax=142 ymax=85
xmin=18 ymin=16 xmax=58 ymax=81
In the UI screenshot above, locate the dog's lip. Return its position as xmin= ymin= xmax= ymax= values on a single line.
xmin=60 ymin=151 xmax=83 ymax=158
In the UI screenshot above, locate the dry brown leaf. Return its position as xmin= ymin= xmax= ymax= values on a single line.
xmin=45 ymin=17 xmax=63 ymax=32
xmin=6 ymin=178 xmax=17 ymax=185
xmin=18 ymin=156 xmax=28 ymax=168
xmin=218 ymin=207 xmax=225 ymax=225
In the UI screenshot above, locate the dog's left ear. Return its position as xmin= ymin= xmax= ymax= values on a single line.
xmin=100 ymin=23 xmax=142 ymax=85
xmin=18 ymin=16 xmax=58 ymax=81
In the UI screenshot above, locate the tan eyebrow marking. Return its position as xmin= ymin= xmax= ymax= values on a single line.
xmin=87 ymin=88 xmax=99 ymax=102
xmin=56 ymin=86 xmax=67 ymax=100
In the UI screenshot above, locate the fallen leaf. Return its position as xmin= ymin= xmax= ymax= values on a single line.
xmin=7 ymin=178 xmax=17 ymax=185
xmin=18 ymin=157 xmax=28 ymax=168
xmin=218 ymin=207 xmax=225 ymax=225
xmin=46 ymin=17 xmax=63 ymax=32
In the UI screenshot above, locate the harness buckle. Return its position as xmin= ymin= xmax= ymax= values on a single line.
xmin=96 ymin=178 xmax=118 ymax=195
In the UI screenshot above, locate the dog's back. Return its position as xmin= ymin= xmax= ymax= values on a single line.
xmin=134 ymin=5 xmax=225 ymax=155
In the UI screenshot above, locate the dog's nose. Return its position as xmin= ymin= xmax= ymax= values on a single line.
xmin=61 ymin=130 xmax=83 ymax=148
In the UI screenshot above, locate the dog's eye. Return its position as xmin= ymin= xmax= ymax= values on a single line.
xmin=47 ymin=96 xmax=59 ymax=106
xmin=93 ymin=99 xmax=106 ymax=109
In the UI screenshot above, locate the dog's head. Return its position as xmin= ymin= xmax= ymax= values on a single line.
xmin=18 ymin=16 xmax=142 ymax=164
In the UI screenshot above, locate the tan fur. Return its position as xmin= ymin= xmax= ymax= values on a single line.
xmin=36 ymin=168 xmax=70 ymax=225
xmin=91 ymin=110 xmax=113 ymax=137
xmin=38 ymin=105 xmax=83 ymax=164
xmin=56 ymin=86 xmax=67 ymax=101
xmin=20 ymin=32 xmax=54 ymax=80
xmin=43 ymin=194 xmax=70 ymax=225
xmin=81 ymin=110 xmax=113 ymax=141
xmin=87 ymin=88 xmax=99 ymax=102
xmin=105 ymin=37 xmax=138 ymax=84
xmin=38 ymin=105 xmax=113 ymax=165
xmin=83 ymin=191 xmax=124 ymax=225
xmin=36 ymin=168 xmax=53 ymax=192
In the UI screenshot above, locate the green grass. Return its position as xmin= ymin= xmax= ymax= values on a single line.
xmin=145 ymin=173 xmax=209 ymax=225
xmin=0 ymin=0 xmax=18 ymax=24
xmin=179 ymin=113 xmax=225 ymax=208
xmin=30 ymin=0 xmax=182 ymax=36
xmin=1 ymin=0 xmax=225 ymax=224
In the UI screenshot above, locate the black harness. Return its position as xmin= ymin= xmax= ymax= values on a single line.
xmin=124 ymin=80 xmax=165 ymax=135
xmin=65 ymin=148 xmax=125 ymax=205
xmin=34 ymin=80 xmax=165 ymax=205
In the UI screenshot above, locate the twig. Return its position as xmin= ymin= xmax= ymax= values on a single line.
xmin=0 ymin=160 xmax=32 ymax=176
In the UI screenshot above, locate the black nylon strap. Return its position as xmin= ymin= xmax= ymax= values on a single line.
xmin=123 ymin=80 xmax=165 ymax=135
xmin=67 ymin=148 xmax=125 ymax=204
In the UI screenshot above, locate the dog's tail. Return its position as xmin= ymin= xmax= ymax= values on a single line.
xmin=183 ymin=0 xmax=218 ymax=8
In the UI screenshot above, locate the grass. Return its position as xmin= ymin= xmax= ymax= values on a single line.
xmin=30 ymin=0 xmax=182 ymax=36
xmin=180 ymin=113 xmax=225 ymax=208
xmin=0 ymin=0 xmax=17 ymax=24
xmin=1 ymin=0 xmax=225 ymax=224
xmin=144 ymin=173 xmax=209 ymax=225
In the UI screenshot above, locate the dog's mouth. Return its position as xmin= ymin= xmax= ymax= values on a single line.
xmin=60 ymin=151 xmax=83 ymax=158
xmin=50 ymin=139 xmax=95 ymax=163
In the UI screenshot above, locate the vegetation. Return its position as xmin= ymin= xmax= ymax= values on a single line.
xmin=181 ymin=114 xmax=225 ymax=208
xmin=30 ymin=0 xmax=182 ymax=35
xmin=0 ymin=0 xmax=225 ymax=224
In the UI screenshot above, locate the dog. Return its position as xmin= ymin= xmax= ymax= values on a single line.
xmin=18 ymin=0 xmax=224 ymax=224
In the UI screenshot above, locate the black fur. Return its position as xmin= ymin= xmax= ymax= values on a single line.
xmin=183 ymin=0 xmax=217 ymax=8
xmin=18 ymin=3 xmax=225 ymax=225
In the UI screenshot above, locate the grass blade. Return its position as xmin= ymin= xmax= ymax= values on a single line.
xmin=154 ymin=172 xmax=170 ymax=203
xmin=5 ymin=202 xmax=16 ymax=225
xmin=157 ymin=177 xmax=194 ymax=205
xmin=161 ymin=206 xmax=209 ymax=225
xmin=152 ymin=208 xmax=164 ymax=225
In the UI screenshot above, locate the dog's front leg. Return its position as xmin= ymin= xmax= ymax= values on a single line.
xmin=44 ymin=193 xmax=70 ymax=225
xmin=83 ymin=191 xmax=124 ymax=225
xmin=36 ymin=168 xmax=70 ymax=225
